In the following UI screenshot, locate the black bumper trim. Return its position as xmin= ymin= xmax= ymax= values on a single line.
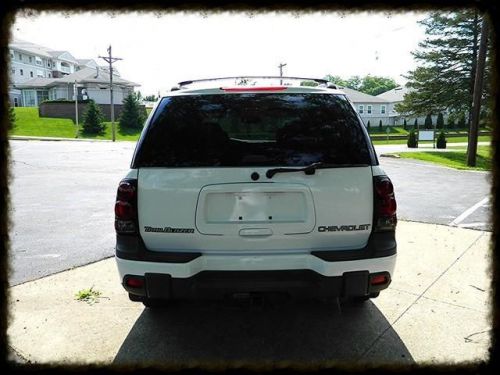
xmin=116 ymin=234 xmax=201 ymax=263
xmin=125 ymin=270 xmax=392 ymax=300
xmin=311 ymin=231 xmax=396 ymax=261
xmin=116 ymin=231 xmax=396 ymax=264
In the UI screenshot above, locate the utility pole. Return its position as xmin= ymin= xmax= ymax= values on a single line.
xmin=74 ymin=80 xmax=79 ymax=138
xmin=99 ymin=45 xmax=122 ymax=142
xmin=278 ymin=62 xmax=287 ymax=85
xmin=467 ymin=17 xmax=489 ymax=167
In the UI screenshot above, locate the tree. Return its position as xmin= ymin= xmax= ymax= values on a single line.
xmin=395 ymin=11 xmax=491 ymax=124
xmin=358 ymin=75 xmax=398 ymax=96
xmin=436 ymin=113 xmax=444 ymax=129
xmin=407 ymin=130 xmax=418 ymax=148
xmin=436 ymin=131 xmax=447 ymax=149
xmin=378 ymin=120 xmax=383 ymax=131
xmin=144 ymin=94 xmax=157 ymax=101
xmin=9 ymin=106 xmax=16 ymax=130
xmin=367 ymin=120 xmax=371 ymax=131
xmin=403 ymin=118 xmax=407 ymax=130
xmin=82 ymin=100 xmax=106 ymax=135
xmin=447 ymin=115 xmax=456 ymax=129
xmin=119 ymin=92 xmax=147 ymax=131
xmin=325 ymin=74 xmax=398 ymax=95
xmin=414 ymin=118 xmax=418 ymax=130
xmin=424 ymin=114 xmax=433 ymax=129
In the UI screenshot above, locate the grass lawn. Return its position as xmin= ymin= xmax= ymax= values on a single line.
xmin=10 ymin=107 xmax=77 ymax=138
xmin=10 ymin=107 xmax=142 ymax=141
xmin=372 ymin=135 xmax=491 ymax=145
xmin=396 ymin=146 xmax=491 ymax=171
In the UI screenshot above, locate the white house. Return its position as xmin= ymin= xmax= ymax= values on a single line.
xmin=8 ymin=38 xmax=137 ymax=107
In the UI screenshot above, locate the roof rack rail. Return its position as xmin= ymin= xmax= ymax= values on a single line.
xmin=177 ymin=76 xmax=332 ymax=88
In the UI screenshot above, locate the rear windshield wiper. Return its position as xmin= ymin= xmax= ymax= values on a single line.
xmin=265 ymin=162 xmax=368 ymax=178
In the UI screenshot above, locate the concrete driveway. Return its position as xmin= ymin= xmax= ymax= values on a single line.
xmin=8 ymin=221 xmax=492 ymax=366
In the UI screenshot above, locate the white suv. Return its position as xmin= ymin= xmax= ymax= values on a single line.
xmin=114 ymin=76 xmax=397 ymax=307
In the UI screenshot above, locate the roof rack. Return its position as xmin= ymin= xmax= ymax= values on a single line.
xmin=177 ymin=76 xmax=334 ymax=88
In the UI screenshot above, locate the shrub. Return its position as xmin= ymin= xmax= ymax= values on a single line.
xmin=119 ymin=93 xmax=147 ymax=131
xmin=9 ymin=106 xmax=16 ymax=130
xmin=403 ymin=119 xmax=407 ymax=130
xmin=378 ymin=120 xmax=383 ymax=131
xmin=424 ymin=114 xmax=433 ymax=129
xmin=407 ymin=130 xmax=418 ymax=148
xmin=82 ymin=100 xmax=106 ymax=135
xmin=367 ymin=120 xmax=371 ymax=131
xmin=436 ymin=131 xmax=447 ymax=149
xmin=414 ymin=118 xmax=418 ymax=129
xmin=436 ymin=113 xmax=444 ymax=129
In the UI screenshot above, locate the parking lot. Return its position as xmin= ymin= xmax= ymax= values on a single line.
xmin=7 ymin=139 xmax=493 ymax=365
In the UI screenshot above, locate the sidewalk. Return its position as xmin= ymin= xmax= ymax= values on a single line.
xmin=7 ymin=221 xmax=492 ymax=366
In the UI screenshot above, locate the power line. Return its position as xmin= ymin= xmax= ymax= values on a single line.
xmin=98 ymin=45 xmax=123 ymax=142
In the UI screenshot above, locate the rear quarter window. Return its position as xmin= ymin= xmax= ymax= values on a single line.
xmin=132 ymin=93 xmax=374 ymax=168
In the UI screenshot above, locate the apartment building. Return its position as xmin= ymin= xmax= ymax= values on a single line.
xmin=8 ymin=38 xmax=138 ymax=107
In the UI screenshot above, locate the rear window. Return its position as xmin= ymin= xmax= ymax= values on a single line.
xmin=132 ymin=93 xmax=373 ymax=168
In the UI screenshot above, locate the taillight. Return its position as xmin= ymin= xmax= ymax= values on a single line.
xmin=373 ymin=176 xmax=397 ymax=231
xmin=115 ymin=179 xmax=138 ymax=234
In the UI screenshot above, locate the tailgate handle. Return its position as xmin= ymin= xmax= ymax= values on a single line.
xmin=239 ymin=228 xmax=273 ymax=237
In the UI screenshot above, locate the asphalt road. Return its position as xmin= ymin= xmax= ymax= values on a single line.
xmin=7 ymin=140 xmax=492 ymax=286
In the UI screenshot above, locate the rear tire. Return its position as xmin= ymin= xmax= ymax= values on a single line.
xmin=350 ymin=292 xmax=380 ymax=304
xmin=142 ymin=298 xmax=169 ymax=308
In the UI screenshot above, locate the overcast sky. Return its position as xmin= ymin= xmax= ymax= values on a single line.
xmin=11 ymin=10 xmax=429 ymax=95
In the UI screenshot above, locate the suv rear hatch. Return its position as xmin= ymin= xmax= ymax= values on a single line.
xmin=132 ymin=90 xmax=376 ymax=253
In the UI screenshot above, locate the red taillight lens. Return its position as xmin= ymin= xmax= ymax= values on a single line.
xmin=117 ymin=181 xmax=136 ymax=201
xmin=125 ymin=277 xmax=144 ymax=288
xmin=115 ymin=201 xmax=135 ymax=220
xmin=374 ymin=176 xmax=397 ymax=231
xmin=370 ymin=274 xmax=389 ymax=286
xmin=115 ymin=178 xmax=138 ymax=234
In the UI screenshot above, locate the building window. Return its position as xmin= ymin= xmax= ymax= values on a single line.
xmin=29 ymin=56 xmax=33 ymax=63
xmin=48 ymin=73 xmax=52 ymax=78
xmin=381 ymin=105 xmax=386 ymax=114
xmin=358 ymin=105 xmax=364 ymax=114
xmin=36 ymin=56 xmax=42 ymax=65
xmin=20 ymin=69 xmax=24 ymax=76
xmin=18 ymin=53 xmax=22 ymax=60
xmin=47 ymin=61 xmax=51 ymax=68
xmin=10 ymin=50 xmax=14 ymax=59
xmin=37 ymin=70 xmax=43 ymax=77
xmin=30 ymin=71 xmax=34 ymax=78
xmin=367 ymin=105 xmax=372 ymax=114
xmin=11 ymin=68 xmax=15 ymax=74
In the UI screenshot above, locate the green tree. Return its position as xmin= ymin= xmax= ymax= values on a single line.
xmin=403 ymin=118 xmax=407 ymax=130
xmin=436 ymin=113 xmax=444 ymax=129
xmin=358 ymin=75 xmax=398 ymax=96
xmin=447 ymin=115 xmax=456 ymax=129
xmin=366 ymin=120 xmax=371 ymax=131
xmin=9 ymin=106 xmax=16 ymax=130
xmin=325 ymin=74 xmax=398 ymax=95
xmin=119 ymin=92 xmax=147 ymax=131
xmin=424 ymin=114 xmax=433 ymax=129
xmin=300 ymin=80 xmax=318 ymax=87
xmin=436 ymin=131 xmax=447 ymax=149
xmin=82 ymin=100 xmax=106 ymax=135
xmin=144 ymin=94 xmax=157 ymax=101
xmin=378 ymin=120 xmax=383 ymax=131
xmin=395 ymin=11 xmax=491 ymax=124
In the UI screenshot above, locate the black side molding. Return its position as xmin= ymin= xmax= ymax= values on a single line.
xmin=311 ymin=231 xmax=396 ymax=262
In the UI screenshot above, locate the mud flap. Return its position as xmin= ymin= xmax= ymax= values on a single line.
xmin=342 ymin=271 xmax=369 ymax=297
xmin=146 ymin=273 xmax=172 ymax=300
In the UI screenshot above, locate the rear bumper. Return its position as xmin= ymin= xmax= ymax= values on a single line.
xmin=122 ymin=269 xmax=392 ymax=300
xmin=115 ymin=231 xmax=396 ymax=300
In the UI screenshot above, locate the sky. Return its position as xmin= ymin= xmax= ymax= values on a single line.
xmin=11 ymin=10 xmax=429 ymax=95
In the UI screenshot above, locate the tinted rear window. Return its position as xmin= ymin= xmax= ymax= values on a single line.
xmin=133 ymin=93 xmax=372 ymax=168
